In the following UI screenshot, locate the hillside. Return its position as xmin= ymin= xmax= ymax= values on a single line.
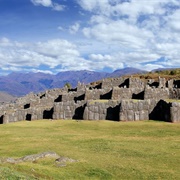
xmin=91 ymin=68 xmax=180 ymax=86
xmin=117 ymin=68 xmax=180 ymax=81
xmin=0 ymin=68 xmax=179 ymax=98
xmin=0 ymin=68 xmax=145 ymax=96
xmin=0 ymin=92 xmax=16 ymax=103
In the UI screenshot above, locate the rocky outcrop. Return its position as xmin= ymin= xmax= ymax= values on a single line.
xmin=0 ymin=152 xmax=59 ymax=164
xmin=0 ymin=152 xmax=78 ymax=167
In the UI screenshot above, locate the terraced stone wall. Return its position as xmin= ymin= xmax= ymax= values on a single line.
xmin=83 ymin=100 xmax=120 ymax=121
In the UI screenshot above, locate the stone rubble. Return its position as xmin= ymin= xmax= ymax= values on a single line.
xmin=0 ymin=151 xmax=78 ymax=167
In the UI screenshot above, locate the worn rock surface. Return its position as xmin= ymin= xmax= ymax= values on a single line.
xmin=0 ymin=152 xmax=78 ymax=167
xmin=0 ymin=152 xmax=59 ymax=164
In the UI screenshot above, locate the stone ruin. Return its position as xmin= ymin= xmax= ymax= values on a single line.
xmin=0 ymin=76 xmax=180 ymax=124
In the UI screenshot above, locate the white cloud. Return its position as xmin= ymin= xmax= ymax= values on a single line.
xmin=0 ymin=38 xmax=95 ymax=73
xmin=83 ymin=20 xmax=154 ymax=49
xmin=89 ymin=54 xmax=112 ymax=61
xmin=69 ymin=22 xmax=80 ymax=34
xmin=31 ymin=69 xmax=54 ymax=74
xmin=136 ymin=64 xmax=164 ymax=71
xmin=0 ymin=34 xmax=179 ymax=75
xmin=77 ymin=0 xmax=180 ymax=20
xmin=57 ymin=26 xmax=64 ymax=31
xmin=77 ymin=0 xmax=108 ymax=12
xmin=31 ymin=0 xmax=52 ymax=7
xmin=31 ymin=0 xmax=65 ymax=11
xmin=1 ymin=0 xmax=180 ymax=74
xmin=113 ymin=0 xmax=163 ymax=22
xmin=88 ymin=53 xmax=124 ymax=70
xmin=36 ymin=39 xmax=79 ymax=56
xmin=0 ymin=37 xmax=12 ymax=46
xmin=53 ymin=3 xmax=65 ymax=11
xmin=166 ymin=9 xmax=180 ymax=32
xmin=77 ymin=0 xmax=180 ymax=71
xmin=1 ymin=66 xmax=23 ymax=72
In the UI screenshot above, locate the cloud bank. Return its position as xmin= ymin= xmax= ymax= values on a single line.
xmin=0 ymin=0 xmax=179 ymax=75
xmin=0 ymin=38 xmax=94 ymax=74
xmin=76 ymin=0 xmax=180 ymax=70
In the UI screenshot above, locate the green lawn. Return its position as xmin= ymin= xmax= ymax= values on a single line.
xmin=0 ymin=120 xmax=179 ymax=179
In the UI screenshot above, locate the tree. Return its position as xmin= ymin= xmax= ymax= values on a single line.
xmin=170 ymin=70 xmax=176 ymax=75
xmin=64 ymin=82 xmax=72 ymax=89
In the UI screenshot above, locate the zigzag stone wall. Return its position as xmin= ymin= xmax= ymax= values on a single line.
xmin=0 ymin=77 xmax=180 ymax=124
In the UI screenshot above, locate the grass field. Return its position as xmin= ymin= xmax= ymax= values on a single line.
xmin=0 ymin=120 xmax=179 ymax=179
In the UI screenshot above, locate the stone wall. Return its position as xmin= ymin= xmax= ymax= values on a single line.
xmin=85 ymin=89 xmax=103 ymax=100
xmin=83 ymin=100 xmax=120 ymax=120
xmin=170 ymin=102 xmax=180 ymax=122
xmin=149 ymin=100 xmax=171 ymax=122
xmin=61 ymin=92 xmax=77 ymax=102
xmin=167 ymin=79 xmax=174 ymax=88
xmin=111 ymin=87 xmax=132 ymax=100
xmin=53 ymin=101 xmax=75 ymax=119
xmin=2 ymin=109 xmax=26 ymax=124
xmin=129 ymin=78 xmax=145 ymax=89
xmin=112 ymin=87 xmax=144 ymax=100
xmin=0 ymin=76 xmax=179 ymax=124
xmin=119 ymin=99 xmax=158 ymax=121
xmin=2 ymin=105 xmax=55 ymax=123
xmin=169 ymin=89 xmax=180 ymax=99
xmin=53 ymin=101 xmax=86 ymax=120
xmin=158 ymin=77 xmax=166 ymax=88
xmin=101 ymin=77 xmax=125 ymax=89
xmin=144 ymin=86 xmax=169 ymax=100
xmin=77 ymin=82 xmax=86 ymax=91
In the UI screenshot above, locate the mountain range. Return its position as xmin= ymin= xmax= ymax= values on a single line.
xmin=0 ymin=67 xmax=146 ymax=97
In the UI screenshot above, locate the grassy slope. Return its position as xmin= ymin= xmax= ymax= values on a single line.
xmin=134 ymin=68 xmax=180 ymax=80
xmin=0 ymin=120 xmax=179 ymax=179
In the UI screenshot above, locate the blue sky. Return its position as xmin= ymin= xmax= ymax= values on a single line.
xmin=0 ymin=0 xmax=180 ymax=75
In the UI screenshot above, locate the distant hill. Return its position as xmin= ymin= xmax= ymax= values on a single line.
xmin=108 ymin=67 xmax=147 ymax=77
xmin=124 ymin=68 xmax=180 ymax=81
xmin=0 ymin=92 xmax=16 ymax=103
xmin=153 ymin=68 xmax=180 ymax=76
xmin=0 ymin=68 xmax=146 ymax=97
